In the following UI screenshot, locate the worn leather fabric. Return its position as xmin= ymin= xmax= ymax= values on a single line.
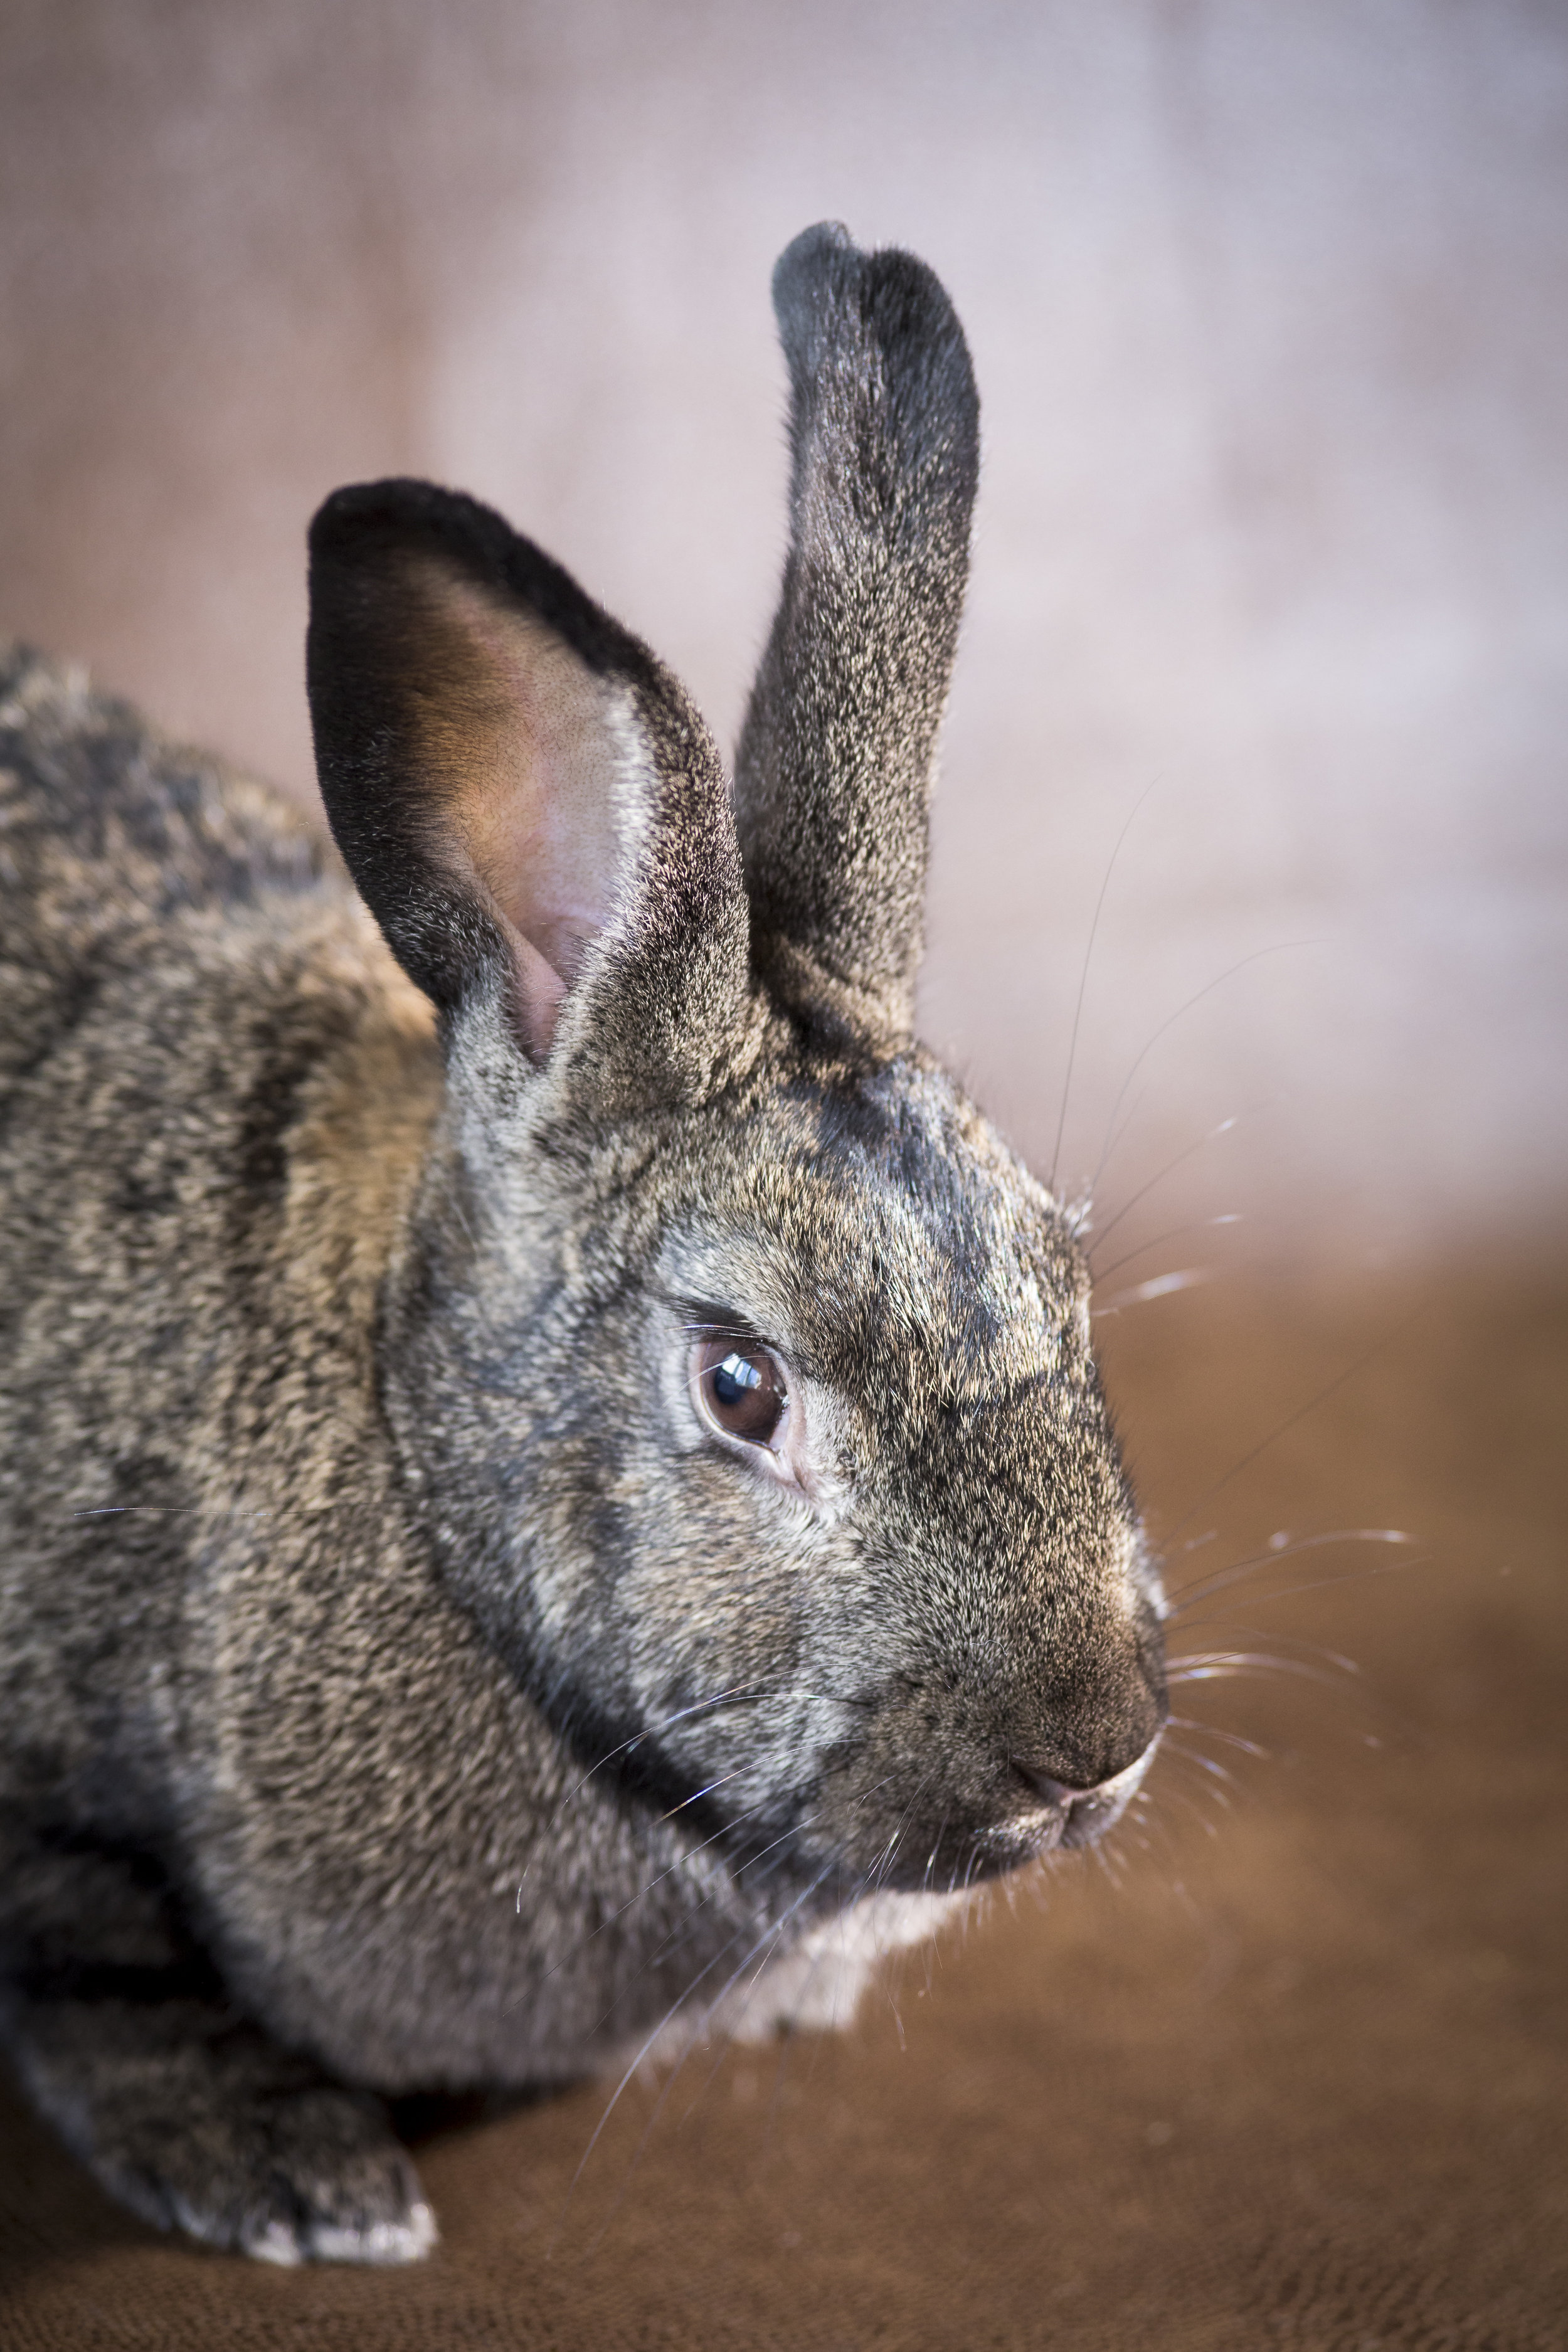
xmin=3 ymin=1261 xmax=1562 ymax=2349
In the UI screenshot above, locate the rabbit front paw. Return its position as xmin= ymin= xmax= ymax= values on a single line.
xmin=6 ymin=1988 xmax=437 ymax=2264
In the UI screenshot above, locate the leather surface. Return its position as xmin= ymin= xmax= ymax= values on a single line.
xmin=4 ymin=1261 xmax=1562 ymax=2348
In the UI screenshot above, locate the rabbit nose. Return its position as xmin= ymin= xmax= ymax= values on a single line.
xmin=1014 ymin=1762 xmax=1092 ymax=1808
xmin=1013 ymin=1747 xmax=1157 ymax=1848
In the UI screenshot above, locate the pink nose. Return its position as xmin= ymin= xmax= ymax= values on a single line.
xmin=1014 ymin=1747 xmax=1157 ymax=1848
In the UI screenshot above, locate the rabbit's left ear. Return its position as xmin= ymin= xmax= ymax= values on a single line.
xmin=307 ymin=480 xmax=751 ymax=1110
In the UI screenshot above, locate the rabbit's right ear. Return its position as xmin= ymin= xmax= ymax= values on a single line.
xmin=307 ymin=481 xmax=751 ymax=1108
xmin=734 ymin=225 xmax=980 ymax=1054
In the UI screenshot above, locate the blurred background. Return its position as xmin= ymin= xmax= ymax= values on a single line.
xmin=3 ymin=11 xmax=1566 ymax=2343
xmin=3 ymin=0 xmax=1564 ymax=1276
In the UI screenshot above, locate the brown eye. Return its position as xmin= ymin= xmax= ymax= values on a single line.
xmin=694 ymin=1338 xmax=788 ymax=1449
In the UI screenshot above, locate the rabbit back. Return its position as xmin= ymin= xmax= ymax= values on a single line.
xmin=1 ymin=644 xmax=332 ymax=1056
xmin=0 ymin=643 xmax=410 ymax=1927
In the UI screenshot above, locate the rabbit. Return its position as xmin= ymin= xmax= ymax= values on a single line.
xmin=0 ymin=222 xmax=1166 ymax=2265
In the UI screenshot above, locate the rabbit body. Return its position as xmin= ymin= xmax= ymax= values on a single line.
xmin=0 ymin=228 xmax=1165 ymax=2264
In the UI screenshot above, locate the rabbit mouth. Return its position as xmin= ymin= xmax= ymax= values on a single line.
xmin=873 ymin=1747 xmax=1162 ymax=1888
xmin=776 ymin=1739 xmax=1162 ymax=1899
xmin=1009 ymin=1745 xmax=1158 ymax=1854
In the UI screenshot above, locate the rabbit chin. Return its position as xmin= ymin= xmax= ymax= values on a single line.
xmin=613 ymin=1740 xmax=1157 ymax=2077
xmin=612 ymin=1890 xmax=966 ymax=2075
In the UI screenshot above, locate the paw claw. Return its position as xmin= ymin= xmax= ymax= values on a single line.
xmin=241 ymin=2218 xmax=307 ymax=2268
xmin=306 ymin=2202 xmax=438 ymax=2265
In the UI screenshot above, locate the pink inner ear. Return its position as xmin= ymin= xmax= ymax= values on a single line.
xmin=502 ymin=927 xmax=569 ymax=1062
xmin=410 ymin=568 xmax=624 ymax=1062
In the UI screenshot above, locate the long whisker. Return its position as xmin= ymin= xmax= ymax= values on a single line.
xmin=1204 ymin=1554 xmax=1431 ymax=1614
xmin=657 ymin=1848 xmax=851 ymax=2151
xmin=65 ymin=1502 xmax=315 ymax=1523
xmin=1158 ymin=1741 xmax=1241 ymax=1797
xmin=1093 ymin=1266 xmax=1212 ymax=1316
xmin=1093 ymin=1214 xmax=1241 ymax=1286
xmin=1083 ymin=940 xmax=1319 ymax=1213
xmin=1179 ymin=1624 xmax=1362 ymax=1673
xmin=569 ymin=1862 xmax=837 ymax=2246
xmin=507 ymin=1790 xmax=793 ymax=2011
xmin=554 ymin=1932 xmax=750 ymax=2243
xmin=1167 ymin=1527 xmax=1416 ymax=1614
xmin=1166 ymin=1715 xmax=1269 ymax=1760
xmin=1172 ymin=1555 xmax=1431 ymax=1633
xmin=864 ymin=1770 xmax=938 ymax=1899
xmin=1049 ymin=776 xmax=1160 ymax=1197
xmin=654 ymin=1764 xmax=755 ymax=1823
xmin=726 ymin=1766 xmax=904 ymax=1901
xmin=510 ymin=1724 xmax=891 ymax=2017
xmin=517 ymin=1687 xmax=765 ymax=1892
xmin=1173 ymin=1620 xmax=1362 ymax=1668
xmin=675 ymin=1918 xmax=833 ymax=2134
xmin=1073 ymin=1116 xmax=1238 ymax=1249
xmin=554 ymin=1769 xmax=879 ymax=2039
xmin=1142 ymin=1779 xmax=1225 ymax=1839
xmin=1161 ymin=1300 xmax=1432 ymax=1545
xmin=1165 ymin=1651 xmax=1359 ymax=1693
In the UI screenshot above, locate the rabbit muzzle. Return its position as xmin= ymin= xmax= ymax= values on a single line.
xmin=773 ymin=1594 xmax=1167 ymax=1895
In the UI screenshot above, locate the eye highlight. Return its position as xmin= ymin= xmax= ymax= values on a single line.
xmin=693 ymin=1338 xmax=788 ymax=1450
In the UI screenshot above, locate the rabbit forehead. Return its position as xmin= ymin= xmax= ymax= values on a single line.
xmin=662 ymin=1058 xmax=1086 ymax=1395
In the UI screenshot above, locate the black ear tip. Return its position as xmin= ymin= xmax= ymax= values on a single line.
xmin=771 ymin=221 xmax=857 ymax=340
xmin=310 ymin=478 xmax=421 ymax=536
xmin=770 ymin=226 xmax=971 ymax=401
xmin=308 ymin=482 xmax=558 ymax=628
xmin=775 ymin=219 xmax=855 ymax=276
xmin=309 ymin=482 xmax=374 ymax=565
xmin=308 ymin=479 xmax=473 ymax=570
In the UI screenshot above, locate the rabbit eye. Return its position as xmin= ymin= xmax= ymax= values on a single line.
xmin=693 ymin=1338 xmax=789 ymax=1449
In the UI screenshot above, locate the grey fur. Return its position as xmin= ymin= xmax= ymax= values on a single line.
xmin=734 ymin=223 xmax=980 ymax=1049
xmin=0 ymin=228 xmax=1164 ymax=2264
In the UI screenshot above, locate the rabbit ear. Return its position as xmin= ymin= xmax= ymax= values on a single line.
xmin=734 ymin=224 xmax=980 ymax=1052
xmin=307 ymin=480 xmax=750 ymax=1104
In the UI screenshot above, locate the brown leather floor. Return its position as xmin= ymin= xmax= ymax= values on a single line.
xmin=3 ymin=1259 xmax=1564 ymax=2349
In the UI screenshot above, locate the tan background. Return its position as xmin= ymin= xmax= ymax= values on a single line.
xmin=3 ymin=0 xmax=1565 ymax=1267
xmin=2 ymin=5 xmax=1565 ymax=2346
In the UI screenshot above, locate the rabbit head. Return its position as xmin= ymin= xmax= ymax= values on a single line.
xmin=307 ymin=223 xmax=1165 ymax=1915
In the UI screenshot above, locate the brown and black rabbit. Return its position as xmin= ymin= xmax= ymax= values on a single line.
xmin=0 ymin=225 xmax=1166 ymax=2264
